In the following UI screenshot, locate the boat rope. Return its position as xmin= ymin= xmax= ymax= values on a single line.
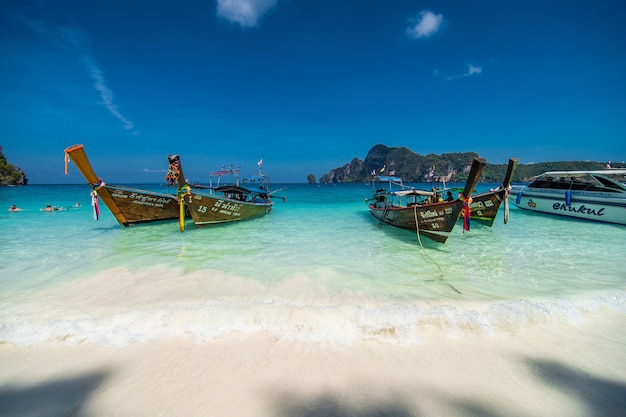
xmin=92 ymin=178 xmax=106 ymax=190
xmin=378 ymin=206 xmax=390 ymax=228
xmin=413 ymin=205 xmax=460 ymax=294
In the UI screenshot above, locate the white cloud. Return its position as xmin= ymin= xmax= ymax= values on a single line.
xmin=436 ymin=63 xmax=484 ymax=81
xmin=466 ymin=64 xmax=482 ymax=76
xmin=20 ymin=19 xmax=135 ymax=132
xmin=216 ymin=0 xmax=277 ymax=28
xmin=62 ymin=28 xmax=135 ymax=130
xmin=406 ymin=10 xmax=444 ymax=39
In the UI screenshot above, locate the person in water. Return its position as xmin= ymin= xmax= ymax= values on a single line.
xmin=9 ymin=204 xmax=21 ymax=212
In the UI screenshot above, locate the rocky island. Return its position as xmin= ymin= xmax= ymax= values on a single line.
xmin=0 ymin=146 xmax=28 ymax=185
xmin=319 ymin=144 xmax=608 ymax=183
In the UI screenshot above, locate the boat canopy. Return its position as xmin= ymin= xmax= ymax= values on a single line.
xmin=215 ymin=185 xmax=249 ymax=195
xmin=210 ymin=169 xmax=238 ymax=176
xmin=215 ymin=184 xmax=268 ymax=195
xmin=539 ymin=169 xmax=626 ymax=177
xmin=376 ymin=175 xmax=402 ymax=182
xmin=392 ymin=189 xmax=434 ymax=197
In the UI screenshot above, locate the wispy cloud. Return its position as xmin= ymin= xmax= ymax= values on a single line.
xmin=216 ymin=0 xmax=277 ymax=28
xmin=19 ymin=17 xmax=135 ymax=132
xmin=141 ymin=168 xmax=167 ymax=174
xmin=406 ymin=10 xmax=444 ymax=39
xmin=442 ymin=63 xmax=483 ymax=80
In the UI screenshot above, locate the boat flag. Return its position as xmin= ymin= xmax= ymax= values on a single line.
xmin=389 ymin=170 xmax=395 ymax=176
xmin=380 ymin=165 xmax=385 ymax=173
xmin=371 ymin=169 xmax=376 ymax=176
xmin=606 ymin=160 xmax=611 ymax=169
xmin=257 ymin=159 xmax=263 ymax=167
xmin=429 ymin=167 xmax=435 ymax=178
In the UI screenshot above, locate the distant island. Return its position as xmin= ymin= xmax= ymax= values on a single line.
xmin=318 ymin=144 xmax=611 ymax=184
xmin=0 ymin=146 xmax=28 ymax=185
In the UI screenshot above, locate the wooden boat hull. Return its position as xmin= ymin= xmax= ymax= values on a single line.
xmin=470 ymin=158 xmax=518 ymax=226
xmin=65 ymin=144 xmax=180 ymax=226
xmin=469 ymin=189 xmax=507 ymax=226
xmin=187 ymin=193 xmax=272 ymax=226
xmin=97 ymin=185 xmax=180 ymax=225
xmin=167 ymin=153 xmax=273 ymax=228
xmin=370 ymin=201 xmax=463 ymax=243
xmin=510 ymin=188 xmax=626 ymax=225
xmin=369 ymin=157 xmax=487 ymax=243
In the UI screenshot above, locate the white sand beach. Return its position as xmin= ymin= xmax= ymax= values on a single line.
xmin=2 ymin=313 xmax=625 ymax=417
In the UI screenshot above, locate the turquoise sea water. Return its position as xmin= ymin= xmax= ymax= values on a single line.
xmin=1 ymin=183 xmax=625 ymax=349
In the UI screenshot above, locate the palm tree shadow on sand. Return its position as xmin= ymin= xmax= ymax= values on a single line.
xmin=0 ymin=370 xmax=109 ymax=417
xmin=269 ymin=356 xmax=626 ymax=417
xmin=525 ymin=357 xmax=626 ymax=417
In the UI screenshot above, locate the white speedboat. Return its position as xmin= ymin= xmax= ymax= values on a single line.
xmin=510 ymin=170 xmax=626 ymax=225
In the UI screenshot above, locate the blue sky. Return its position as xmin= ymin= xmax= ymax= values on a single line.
xmin=1 ymin=0 xmax=625 ymax=184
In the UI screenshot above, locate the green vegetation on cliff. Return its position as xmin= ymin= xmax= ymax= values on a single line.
xmin=320 ymin=144 xmax=608 ymax=183
xmin=0 ymin=146 xmax=28 ymax=185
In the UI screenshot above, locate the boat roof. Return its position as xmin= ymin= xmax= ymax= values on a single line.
xmin=539 ymin=169 xmax=626 ymax=177
xmin=210 ymin=169 xmax=238 ymax=176
xmin=215 ymin=185 xmax=267 ymax=195
xmin=376 ymin=176 xmax=402 ymax=182
xmin=392 ymin=189 xmax=435 ymax=197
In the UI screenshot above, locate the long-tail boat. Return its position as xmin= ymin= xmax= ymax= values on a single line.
xmin=64 ymin=144 xmax=180 ymax=226
xmin=469 ymin=158 xmax=518 ymax=226
xmin=166 ymin=154 xmax=273 ymax=232
xmin=367 ymin=158 xmax=486 ymax=244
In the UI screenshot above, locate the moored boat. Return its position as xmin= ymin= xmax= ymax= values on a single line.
xmin=166 ymin=155 xmax=273 ymax=230
xmin=469 ymin=158 xmax=518 ymax=226
xmin=64 ymin=144 xmax=181 ymax=226
xmin=367 ymin=158 xmax=486 ymax=243
xmin=510 ymin=169 xmax=626 ymax=225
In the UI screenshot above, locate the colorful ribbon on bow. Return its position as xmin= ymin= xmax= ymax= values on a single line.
xmin=461 ymin=194 xmax=472 ymax=232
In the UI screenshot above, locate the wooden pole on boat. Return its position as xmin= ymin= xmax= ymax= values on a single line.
xmin=64 ymin=144 xmax=130 ymax=225
xmin=502 ymin=158 xmax=519 ymax=224
xmin=461 ymin=158 xmax=487 ymax=200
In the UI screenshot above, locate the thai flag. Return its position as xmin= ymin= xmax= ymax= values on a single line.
xmin=371 ymin=169 xmax=376 ymax=175
xmin=389 ymin=170 xmax=395 ymax=176
xmin=257 ymin=159 xmax=263 ymax=167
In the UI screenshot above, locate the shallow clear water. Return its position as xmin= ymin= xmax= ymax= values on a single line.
xmin=1 ymin=183 xmax=625 ymax=348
